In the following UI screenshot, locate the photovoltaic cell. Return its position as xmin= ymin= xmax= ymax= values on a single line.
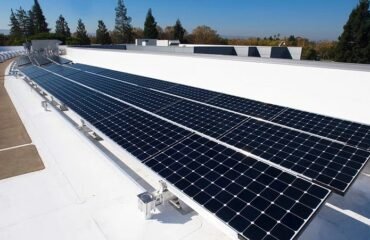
xmin=164 ymin=84 xmax=222 ymax=102
xmin=59 ymin=71 xmax=142 ymax=98
xmin=50 ymin=69 xmax=183 ymax=113
xmin=93 ymin=109 xmax=192 ymax=161
xmin=21 ymin=65 xmax=52 ymax=79
xmin=72 ymin=63 xmax=107 ymax=74
xmin=156 ymin=100 xmax=248 ymax=138
xmin=43 ymin=64 xmax=80 ymax=76
xmin=207 ymin=94 xmax=286 ymax=120
xmin=99 ymin=69 xmax=178 ymax=91
xmin=144 ymin=134 xmax=330 ymax=240
xmin=49 ymin=55 xmax=72 ymax=64
xmin=273 ymin=108 xmax=370 ymax=151
xmin=220 ymin=118 xmax=370 ymax=193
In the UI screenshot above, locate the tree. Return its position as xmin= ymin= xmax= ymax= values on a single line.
xmin=26 ymin=10 xmax=35 ymax=36
xmin=55 ymin=15 xmax=71 ymax=38
xmin=96 ymin=20 xmax=112 ymax=44
xmin=143 ymin=8 xmax=158 ymax=39
xmin=9 ymin=9 xmax=21 ymax=38
xmin=161 ymin=26 xmax=174 ymax=39
xmin=75 ymin=19 xmax=90 ymax=45
xmin=113 ymin=0 xmax=133 ymax=43
xmin=132 ymin=27 xmax=144 ymax=39
xmin=173 ymin=19 xmax=186 ymax=42
xmin=335 ymin=0 xmax=370 ymax=63
xmin=32 ymin=0 xmax=49 ymax=33
xmin=16 ymin=7 xmax=29 ymax=37
xmin=189 ymin=25 xmax=224 ymax=44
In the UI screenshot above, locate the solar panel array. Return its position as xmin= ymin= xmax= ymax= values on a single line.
xmin=44 ymin=64 xmax=370 ymax=194
xmin=70 ymin=64 xmax=370 ymax=151
xmin=19 ymin=61 xmax=370 ymax=240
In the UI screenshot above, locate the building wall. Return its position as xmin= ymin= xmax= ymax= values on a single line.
xmin=65 ymin=47 xmax=370 ymax=125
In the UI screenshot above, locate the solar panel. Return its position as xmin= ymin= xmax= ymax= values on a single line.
xmin=207 ymin=94 xmax=286 ymax=120
xmin=59 ymin=71 xmax=142 ymax=97
xmin=21 ymin=65 xmax=52 ymax=79
xmin=156 ymin=100 xmax=248 ymax=138
xmin=43 ymin=64 xmax=80 ymax=76
xmin=23 ymin=68 xmax=130 ymax=123
xmin=273 ymin=108 xmax=370 ymax=151
xmin=164 ymin=84 xmax=222 ymax=102
xmin=57 ymin=70 xmax=183 ymax=112
xmin=144 ymin=134 xmax=330 ymax=240
xmin=16 ymin=56 xmax=31 ymax=67
xmin=99 ymin=69 xmax=178 ymax=91
xmin=31 ymin=55 xmax=52 ymax=66
xmin=49 ymin=55 xmax=72 ymax=64
xmin=94 ymin=108 xmax=192 ymax=161
xmin=72 ymin=63 xmax=107 ymax=74
xmin=220 ymin=118 xmax=370 ymax=194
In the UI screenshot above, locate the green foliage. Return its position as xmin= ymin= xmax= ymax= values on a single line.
xmin=187 ymin=25 xmax=226 ymax=44
xmin=143 ymin=8 xmax=159 ymax=39
xmin=28 ymin=32 xmax=65 ymax=42
xmin=0 ymin=34 xmax=10 ymax=46
xmin=173 ymin=19 xmax=186 ymax=42
xmin=335 ymin=0 xmax=370 ymax=63
xmin=55 ymin=15 xmax=71 ymax=38
xmin=75 ymin=19 xmax=90 ymax=45
xmin=113 ymin=0 xmax=133 ymax=43
xmin=96 ymin=20 xmax=112 ymax=44
xmin=32 ymin=0 xmax=49 ymax=34
xmin=302 ymin=47 xmax=318 ymax=60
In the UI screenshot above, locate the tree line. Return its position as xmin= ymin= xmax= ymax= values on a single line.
xmin=1 ymin=0 xmax=369 ymax=63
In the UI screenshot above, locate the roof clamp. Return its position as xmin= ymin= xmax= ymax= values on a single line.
xmin=79 ymin=119 xmax=93 ymax=133
xmin=41 ymin=100 xmax=49 ymax=111
xmin=59 ymin=103 xmax=68 ymax=111
xmin=137 ymin=180 xmax=183 ymax=220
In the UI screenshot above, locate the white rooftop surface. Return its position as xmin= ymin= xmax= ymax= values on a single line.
xmin=1 ymin=48 xmax=369 ymax=240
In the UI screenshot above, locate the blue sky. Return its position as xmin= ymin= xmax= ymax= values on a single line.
xmin=0 ymin=0 xmax=361 ymax=40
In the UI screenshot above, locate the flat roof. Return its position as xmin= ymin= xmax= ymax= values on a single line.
xmin=1 ymin=50 xmax=369 ymax=239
